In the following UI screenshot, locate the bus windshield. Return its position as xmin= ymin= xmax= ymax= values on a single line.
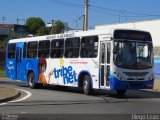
xmin=113 ymin=40 xmax=153 ymax=70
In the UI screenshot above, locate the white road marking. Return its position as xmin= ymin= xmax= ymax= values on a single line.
xmin=0 ymin=88 xmax=32 ymax=106
xmin=21 ymin=112 xmax=27 ymax=114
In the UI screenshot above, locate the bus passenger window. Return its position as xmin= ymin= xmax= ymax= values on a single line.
xmin=80 ymin=36 xmax=98 ymax=58
xmin=65 ymin=37 xmax=80 ymax=58
xmin=23 ymin=43 xmax=27 ymax=58
xmin=27 ymin=41 xmax=38 ymax=58
xmin=107 ymin=42 xmax=111 ymax=64
xmin=38 ymin=40 xmax=50 ymax=58
xmin=51 ymin=39 xmax=64 ymax=58
xmin=8 ymin=43 xmax=16 ymax=58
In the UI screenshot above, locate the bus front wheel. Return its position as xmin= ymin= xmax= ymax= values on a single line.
xmin=83 ymin=75 xmax=92 ymax=95
xmin=28 ymin=72 xmax=36 ymax=89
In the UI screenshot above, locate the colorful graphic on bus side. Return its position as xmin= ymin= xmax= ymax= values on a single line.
xmin=38 ymin=58 xmax=48 ymax=84
xmin=53 ymin=66 xmax=78 ymax=84
xmin=38 ymin=58 xmax=78 ymax=85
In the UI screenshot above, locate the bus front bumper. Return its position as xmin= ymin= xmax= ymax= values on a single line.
xmin=110 ymin=77 xmax=154 ymax=90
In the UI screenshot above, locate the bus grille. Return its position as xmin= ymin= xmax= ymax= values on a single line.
xmin=127 ymin=78 xmax=144 ymax=81
xmin=123 ymin=72 xmax=148 ymax=77
xmin=128 ymin=83 xmax=143 ymax=88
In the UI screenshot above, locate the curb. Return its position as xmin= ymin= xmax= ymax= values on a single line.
xmin=0 ymin=88 xmax=21 ymax=103
xmin=154 ymin=79 xmax=160 ymax=91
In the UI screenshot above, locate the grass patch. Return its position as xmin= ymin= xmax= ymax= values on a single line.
xmin=0 ymin=66 xmax=5 ymax=78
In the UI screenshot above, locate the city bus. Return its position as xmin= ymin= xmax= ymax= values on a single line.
xmin=5 ymin=28 xmax=154 ymax=95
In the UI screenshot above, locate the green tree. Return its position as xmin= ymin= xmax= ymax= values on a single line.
xmin=25 ymin=17 xmax=45 ymax=35
xmin=0 ymin=34 xmax=15 ymax=51
xmin=36 ymin=27 xmax=49 ymax=36
xmin=52 ymin=20 xmax=65 ymax=34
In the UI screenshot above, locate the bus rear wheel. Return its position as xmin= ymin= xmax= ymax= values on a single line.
xmin=83 ymin=75 xmax=92 ymax=95
xmin=28 ymin=72 xmax=37 ymax=89
xmin=116 ymin=90 xmax=126 ymax=96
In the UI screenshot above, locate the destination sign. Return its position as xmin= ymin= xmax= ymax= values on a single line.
xmin=114 ymin=30 xmax=152 ymax=41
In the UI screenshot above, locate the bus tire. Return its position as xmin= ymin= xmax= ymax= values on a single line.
xmin=28 ymin=72 xmax=37 ymax=89
xmin=83 ymin=75 xmax=92 ymax=95
xmin=116 ymin=90 xmax=126 ymax=96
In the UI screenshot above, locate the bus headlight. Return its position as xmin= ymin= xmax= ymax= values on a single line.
xmin=114 ymin=72 xmax=126 ymax=81
xmin=149 ymin=74 xmax=154 ymax=81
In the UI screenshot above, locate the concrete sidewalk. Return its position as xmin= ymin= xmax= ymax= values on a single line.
xmin=154 ymin=79 xmax=160 ymax=91
xmin=0 ymin=87 xmax=20 ymax=103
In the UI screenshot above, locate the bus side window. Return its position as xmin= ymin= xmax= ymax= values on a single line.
xmin=38 ymin=40 xmax=50 ymax=58
xmin=23 ymin=43 xmax=27 ymax=58
xmin=8 ymin=43 xmax=16 ymax=59
xmin=51 ymin=39 xmax=64 ymax=58
xmin=65 ymin=37 xmax=80 ymax=58
xmin=27 ymin=41 xmax=38 ymax=58
xmin=101 ymin=43 xmax=105 ymax=63
xmin=80 ymin=36 xmax=98 ymax=58
xmin=107 ymin=42 xmax=111 ymax=64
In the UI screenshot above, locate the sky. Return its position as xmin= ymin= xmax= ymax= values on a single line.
xmin=0 ymin=0 xmax=160 ymax=29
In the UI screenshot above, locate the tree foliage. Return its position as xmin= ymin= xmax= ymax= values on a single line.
xmin=25 ymin=17 xmax=45 ymax=35
xmin=36 ymin=27 xmax=49 ymax=36
xmin=52 ymin=20 xmax=65 ymax=34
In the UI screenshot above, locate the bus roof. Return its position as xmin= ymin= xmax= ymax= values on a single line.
xmin=8 ymin=28 xmax=150 ymax=43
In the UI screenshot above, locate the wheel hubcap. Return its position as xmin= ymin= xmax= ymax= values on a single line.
xmin=29 ymin=76 xmax=34 ymax=86
xmin=84 ymin=80 xmax=88 ymax=92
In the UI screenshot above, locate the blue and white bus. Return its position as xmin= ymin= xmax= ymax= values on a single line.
xmin=5 ymin=28 xmax=154 ymax=95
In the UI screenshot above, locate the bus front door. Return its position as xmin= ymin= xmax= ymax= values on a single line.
xmin=100 ymin=41 xmax=111 ymax=89
xmin=16 ymin=43 xmax=25 ymax=80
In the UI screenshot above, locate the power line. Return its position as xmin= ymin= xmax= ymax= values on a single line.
xmin=90 ymin=5 xmax=160 ymax=17
xmin=90 ymin=7 xmax=160 ymax=18
xmin=47 ymin=0 xmax=160 ymax=18
xmin=69 ymin=15 xmax=84 ymax=29
xmin=47 ymin=0 xmax=160 ymax=26
xmin=47 ymin=0 xmax=83 ymax=8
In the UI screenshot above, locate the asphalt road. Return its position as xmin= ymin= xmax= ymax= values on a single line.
xmin=0 ymin=78 xmax=160 ymax=120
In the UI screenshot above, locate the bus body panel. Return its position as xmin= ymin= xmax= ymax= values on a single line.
xmin=26 ymin=59 xmax=39 ymax=83
xmin=109 ymin=63 xmax=154 ymax=90
xmin=6 ymin=59 xmax=17 ymax=80
xmin=40 ymin=58 xmax=99 ymax=89
xmin=110 ymin=74 xmax=154 ymax=90
xmin=16 ymin=42 xmax=25 ymax=81
xmin=5 ymin=28 xmax=154 ymax=92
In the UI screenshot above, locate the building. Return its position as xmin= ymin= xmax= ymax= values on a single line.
xmin=46 ymin=22 xmax=79 ymax=33
xmin=0 ymin=24 xmax=28 ymax=39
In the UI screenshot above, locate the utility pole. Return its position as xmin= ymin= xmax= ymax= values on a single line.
xmin=84 ymin=0 xmax=89 ymax=31
xmin=82 ymin=15 xmax=85 ymax=31
xmin=74 ymin=19 xmax=78 ymax=29
xmin=16 ymin=18 xmax=20 ymax=25
xmin=2 ymin=17 xmax=6 ymax=24
xmin=22 ymin=19 xmax=26 ymax=25
xmin=51 ymin=20 xmax=54 ymax=34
